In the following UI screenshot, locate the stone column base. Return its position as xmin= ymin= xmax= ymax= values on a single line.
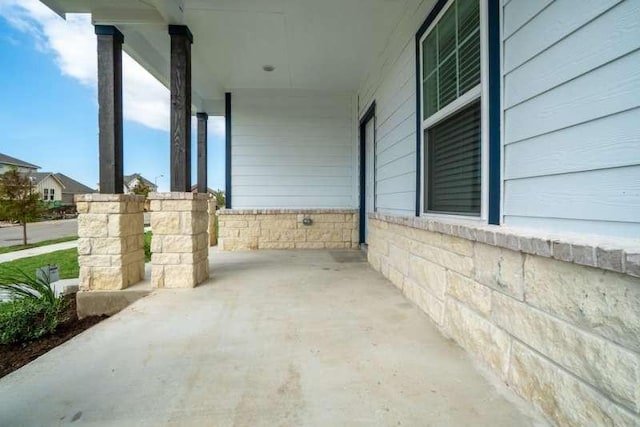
xmin=149 ymin=192 xmax=210 ymax=288
xmin=76 ymin=194 xmax=145 ymax=290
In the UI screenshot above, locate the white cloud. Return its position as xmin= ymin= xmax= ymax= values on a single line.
xmin=209 ymin=116 xmax=225 ymax=138
xmin=0 ymin=0 xmax=171 ymax=131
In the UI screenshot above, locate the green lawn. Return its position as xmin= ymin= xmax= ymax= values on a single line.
xmin=0 ymin=232 xmax=152 ymax=282
xmin=0 ymin=249 xmax=79 ymax=280
xmin=0 ymin=236 xmax=78 ymax=255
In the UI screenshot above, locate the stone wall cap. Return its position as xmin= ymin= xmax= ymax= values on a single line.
xmin=218 ymin=208 xmax=358 ymax=215
xmin=370 ymin=212 xmax=640 ymax=278
xmin=75 ymin=194 xmax=145 ymax=202
xmin=148 ymin=192 xmax=209 ymax=201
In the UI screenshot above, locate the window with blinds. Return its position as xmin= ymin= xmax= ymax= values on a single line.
xmin=426 ymin=101 xmax=481 ymax=214
xmin=421 ymin=0 xmax=482 ymax=216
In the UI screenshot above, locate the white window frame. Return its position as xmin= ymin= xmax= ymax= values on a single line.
xmin=50 ymin=188 xmax=55 ymax=201
xmin=419 ymin=0 xmax=489 ymax=222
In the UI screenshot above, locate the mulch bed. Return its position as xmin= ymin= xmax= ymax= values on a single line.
xmin=0 ymin=294 xmax=107 ymax=379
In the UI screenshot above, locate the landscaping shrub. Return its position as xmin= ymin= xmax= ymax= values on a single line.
xmin=144 ymin=231 xmax=152 ymax=262
xmin=0 ymin=268 xmax=67 ymax=344
xmin=0 ymin=297 xmax=64 ymax=344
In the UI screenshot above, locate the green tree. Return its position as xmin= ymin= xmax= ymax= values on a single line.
xmin=130 ymin=181 xmax=152 ymax=198
xmin=0 ymin=169 xmax=44 ymax=246
xmin=212 ymin=189 xmax=226 ymax=209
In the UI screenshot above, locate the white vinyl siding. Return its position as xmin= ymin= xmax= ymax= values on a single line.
xmin=502 ymin=0 xmax=640 ymax=237
xmin=358 ymin=0 xmax=443 ymax=216
xmin=231 ymin=90 xmax=355 ymax=209
xmin=35 ymin=175 xmax=63 ymax=202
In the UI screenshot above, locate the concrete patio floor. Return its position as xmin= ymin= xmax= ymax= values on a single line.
xmin=0 ymin=249 xmax=546 ymax=426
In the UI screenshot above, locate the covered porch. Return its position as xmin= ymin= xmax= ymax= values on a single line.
xmin=0 ymin=249 xmax=543 ymax=426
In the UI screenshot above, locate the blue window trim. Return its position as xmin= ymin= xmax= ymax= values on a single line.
xmin=414 ymin=0 xmax=501 ymax=224
xmin=487 ymin=0 xmax=501 ymax=225
xmin=225 ymin=92 xmax=232 ymax=209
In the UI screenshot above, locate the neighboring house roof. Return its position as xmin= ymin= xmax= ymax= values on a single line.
xmin=124 ymin=173 xmax=156 ymax=189
xmin=54 ymin=173 xmax=96 ymax=194
xmin=0 ymin=153 xmax=40 ymax=170
xmin=190 ymin=185 xmax=216 ymax=194
xmin=30 ymin=172 xmax=65 ymax=188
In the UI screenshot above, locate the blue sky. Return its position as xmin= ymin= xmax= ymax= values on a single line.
xmin=0 ymin=1 xmax=225 ymax=192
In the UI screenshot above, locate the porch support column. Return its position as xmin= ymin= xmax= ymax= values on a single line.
xmin=95 ymin=25 xmax=124 ymax=194
xmin=196 ymin=112 xmax=208 ymax=193
xmin=168 ymin=25 xmax=193 ymax=192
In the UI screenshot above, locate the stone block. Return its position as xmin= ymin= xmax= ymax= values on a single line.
xmin=388 ymin=266 xmax=404 ymax=289
xmin=388 ymin=243 xmax=409 ymax=275
xmin=524 ymin=255 xmax=640 ymax=353
xmin=151 ymin=252 xmax=181 ymax=265
xmin=78 ymin=255 xmax=111 ymax=267
xmin=474 ymin=243 xmax=524 ymax=300
xmin=443 ymin=298 xmax=511 ymax=378
xmin=88 ymin=202 xmax=127 ymax=214
xmin=219 ymin=228 xmax=240 ymax=238
xmin=151 ymin=212 xmax=181 ymax=235
xmin=368 ymin=251 xmax=382 ymax=271
xmin=77 ymin=238 xmax=91 ymax=255
xmin=626 ymin=252 xmax=640 ymax=277
xmin=150 ymin=235 xmax=163 ymax=252
xmin=150 ymin=200 xmax=162 ymax=211
xmin=78 ymin=214 xmax=109 ymax=238
xmin=408 ymin=255 xmax=446 ymax=298
xmin=306 ymin=229 xmax=343 ymax=242
xmin=91 ymin=237 xmax=125 ymax=255
xmin=108 ymin=213 xmax=143 ymax=237
xmin=325 ymin=242 xmax=348 ymax=249
xmin=261 ymin=219 xmax=297 ymax=230
xmin=596 ymin=247 xmax=624 ymax=272
xmin=163 ymin=264 xmax=197 ymax=288
xmin=492 ymin=292 xmax=639 ymax=411
xmin=224 ymin=220 xmax=248 ymax=229
xmin=161 ymin=235 xmax=196 ymax=253
xmin=446 ymin=271 xmax=491 ymax=316
xmin=572 ymin=244 xmax=596 ymax=267
xmin=259 ymin=241 xmax=295 ymax=249
xmin=295 ymin=242 xmax=325 ymax=249
xmin=552 ymin=241 xmax=572 ymax=262
xmin=151 ymin=266 xmax=164 ymax=288
xmin=411 ymin=242 xmax=474 ymax=277
xmin=161 ymin=200 xmax=198 ymax=212
xmin=76 ymin=202 xmax=89 ymax=214
xmin=439 ymin=233 xmax=474 ymax=257
xmin=403 ymin=278 xmax=444 ymax=325
xmin=508 ymin=342 xmax=639 ymax=427
xmin=89 ymin=267 xmax=127 ymax=290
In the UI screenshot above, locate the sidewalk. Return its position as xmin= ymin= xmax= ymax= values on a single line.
xmin=0 ymin=241 xmax=78 ymax=264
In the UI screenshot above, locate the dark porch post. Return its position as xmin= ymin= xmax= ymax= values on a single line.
xmin=95 ymin=25 xmax=124 ymax=194
xmin=196 ymin=112 xmax=208 ymax=193
xmin=168 ymin=25 xmax=193 ymax=192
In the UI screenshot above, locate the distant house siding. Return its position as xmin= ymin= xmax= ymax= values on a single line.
xmin=0 ymin=164 xmax=36 ymax=174
xmin=356 ymin=0 xmax=433 ymax=217
xmin=502 ymin=0 xmax=640 ymax=237
xmin=231 ymin=89 xmax=355 ymax=209
xmin=35 ymin=176 xmax=63 ymax=202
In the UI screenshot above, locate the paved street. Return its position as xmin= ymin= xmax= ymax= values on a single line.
xmin=0 ymin=219 xmax=77 ymax=247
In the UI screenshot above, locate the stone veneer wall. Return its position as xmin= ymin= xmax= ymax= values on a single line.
xmin=149 ymin=193 xmax=209 ymax=288
xmin=217 ymin=209 xmax=359 ymax=250
xmin=367 ymin=213 xmax=640 ymax=426
xmin=76 ymin=194 xmax=145 ymax=290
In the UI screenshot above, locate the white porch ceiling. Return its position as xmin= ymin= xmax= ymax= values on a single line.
xmin=42 ymin=0 xmax=408 ymax=113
